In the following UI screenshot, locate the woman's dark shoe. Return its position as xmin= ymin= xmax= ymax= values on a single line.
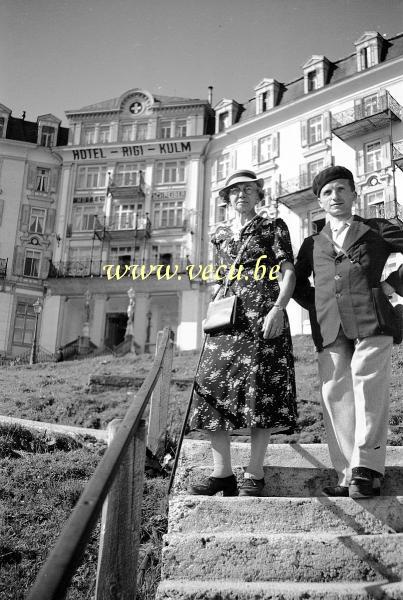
xmin=322 ymin=485 xmax=349 ymax=497
xmin=188 ymin=474 xmax=238 ymax=496
xmin=349 ymin=467 xmax=382 ymax=499
xmin=239 ymin=476 xmax=265 ymax=497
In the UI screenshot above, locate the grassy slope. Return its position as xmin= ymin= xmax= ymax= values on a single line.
xmin=0 ymin=336 xmax=401 ymax=599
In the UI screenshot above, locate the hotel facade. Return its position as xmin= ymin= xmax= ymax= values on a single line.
xmin=0 ymin=31 xmax=402 ymax=356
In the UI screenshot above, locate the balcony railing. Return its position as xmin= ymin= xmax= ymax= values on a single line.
xmin=331 ymin=92 xmax=402 ymax=140
xmin=356 ymin=201 xmax=403 ymax=221
xmin=0 ymin=258 xmax=8 ymax=279
xmin=393 ymin=141 xmax=403 ymax=171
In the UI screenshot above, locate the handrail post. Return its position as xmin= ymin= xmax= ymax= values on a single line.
xmin=95 ymin=418 xmax=146 ymax=599
xmin=147 ymin=328 xmax=174 ymax=455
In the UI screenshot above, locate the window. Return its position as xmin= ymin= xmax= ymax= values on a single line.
xmin=121 ymin=124 xmax=136 ymax=142
xmin=175 ymin=120 xmax=187 ymax=137
xmin=155 ymin=161 xmax=186 ymax=184
xmin=308 ymin=115 xmax=323 ymax=145
xmin=307 ymin=70 xmax=318 ymax=92
xmin=29 ymin=208 xmax=46 ymax=234
xmin=40 ymin=126 xmax=55 ymax=147
xmin=214 ymin=197 xmax=227 ymax=223
xmin=112 ymin=202 xmax=144 ymax=230
xmin=12 ymin=302 xmax=37 ymax=345
xmin=99 ymin=126 xmax=110 ymax=143
xmin=153 ymin=200 xmax=183 ymax=228
xmin=307 ymin=159 xmax=324 ymax=185
xmin=136 ymin=122 xmax=148 ymax=140
xmin=258 ymin=135 xmax=274 ymax=163
xmin=115 ymin=163 xmax=144 ymax=187
xmin=218 ymin=112 xmax=229 ymax=132
xmin=363 ymin=94 xmax=379 ymax=116
xmin=359 ymin=46 xmax=376 ymax=70
xmin=365 ymin=141 xmax=382 ymax=172
xmin=83 ymin=127 xmax=96 ymax=145
xmin=23 ymin=249 xmax=41 ymax=278
xmin=109 ymin=246 xmax=138 ymax=265
xmin=216 ymin=154 xmax=230 ymax=181
xmin=0 ymin=117 xmax=5 ymax=137
xmin=160 ymin=121 xmax=172 ymax=139
xmin=365 ymin=190 xmax=384 ymax=217
xmin=36 ymin=168 xmax=50 ymax=192
xmin=77 ymin=166 xmax=107 ymax=189
xmin=72 ymin=205 xmax=102 ymax=231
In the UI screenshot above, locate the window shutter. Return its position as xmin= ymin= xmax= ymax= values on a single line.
xmin=300 ymin=121 xmax=307 ymax=147
xmin=13 ymin=247 xmax=24 ymax=275
xmin=381 ymin=136 xmax=391 ymax=167
xmin=251 ymin=140 xmax=258 ymax=165
xmin=0 ymin=199 xmax=4 ymax=226
xmin=40 ymin=255 xmax=49 ymax=279
xmin=272 ymin=132 xmax=279 ymax=158
xmin=20 ymin=205 xmax=30 ymax=232
xmin=211 ymin=160 xmax=217 ymax=182
xmin=378 ymin=89 xmax=387 ymax=111
xmin=50 ymin=169 xmax=59 ymax=193
xmin=323 ymin=111 xmax=331 ymax=139
xmin=231 ymin=151 xmax=237 ymax=171
xmin=354 ymin=98 xmax=363 ymax=120
xmin=27 ymin=165 xmax=36 ymax=189
xmin=299 ymin=163 xmax=308 ymax=188
xmin=45 ymin=208 xmax=56 ymax=234
xmin=356 ymin=148 xmax=365 ymax=176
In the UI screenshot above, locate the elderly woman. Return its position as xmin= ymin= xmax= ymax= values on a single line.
xmin=189 ymin=169 xmax=298 ymax=497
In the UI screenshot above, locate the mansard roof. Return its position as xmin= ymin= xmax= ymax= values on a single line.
xmin=234 ymin=31 xmax=403 ymax=125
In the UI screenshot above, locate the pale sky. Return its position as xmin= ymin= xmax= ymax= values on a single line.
xmin=1 ymin=0 xmax=402 ymax=125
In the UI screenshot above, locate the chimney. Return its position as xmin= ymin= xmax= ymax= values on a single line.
xmin=208 ymin=86 xmax=213 ymax=105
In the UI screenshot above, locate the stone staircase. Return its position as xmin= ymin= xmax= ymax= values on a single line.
xmin=157 ymin=439 xmax=403 ymax=599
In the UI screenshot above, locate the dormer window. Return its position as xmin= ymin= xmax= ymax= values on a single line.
xmin=0 ymin=117 xmax=5 ymax=138
xmin=254 ymin=79 xmax=281 ymax=115
xmin=0 ymin=104 xmax=11 ymax=138
xmin=37 ymin=114 xmax=61 ymax=147
xmin=303 ymin=56 xmax=330 ymax=94
xmin=214 ymin=99 xmax=242 ymax=133
xmin=355 ymin=32 xmax=384 ymax=72
xmin=40 ymin=126 xmax=56 ymax=147
xmin=84 ymin=126 xmax=96 ymax=145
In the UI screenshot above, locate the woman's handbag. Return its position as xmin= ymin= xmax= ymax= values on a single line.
xmin=203 ymin=293 xmax=237 ymax=334
xmin=202 ymin=225 xmax=257 ymax=335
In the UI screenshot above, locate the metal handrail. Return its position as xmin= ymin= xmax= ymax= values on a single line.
xmin=27 ymin=327 xmax=174 ymax=600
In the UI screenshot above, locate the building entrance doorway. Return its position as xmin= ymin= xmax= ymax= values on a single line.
xmin=105 ymin=313 xmax=128 ymax=348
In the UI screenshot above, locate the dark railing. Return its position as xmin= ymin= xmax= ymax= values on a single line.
xmin=331 ymin=91 xmax=402 ymax=129
xmin=278 ymin=170 xmax=318 ymax=197
xmin=48 ymin=258 xmax=192 ymax=278
xmin=106 ymin=212 xmax=152 ymax=233
xmin=356 ymin=200 xmax=403 ymax=221
xmin=27 ymin=327 xmax=174 ymax=600
xmin=0 ymin=257 xmax=8 ymax=279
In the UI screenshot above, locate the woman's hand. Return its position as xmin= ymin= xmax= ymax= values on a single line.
xmin=262 ymin=306 xmax=284 ymax=339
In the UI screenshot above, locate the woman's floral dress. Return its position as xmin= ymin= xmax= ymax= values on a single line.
xmin=190 ymin=215 xmax=298 ymax=433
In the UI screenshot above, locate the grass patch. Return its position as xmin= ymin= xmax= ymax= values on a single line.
xmin=0 ymin=335 xmax=401 ymax=598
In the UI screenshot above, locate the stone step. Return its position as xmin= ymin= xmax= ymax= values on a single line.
xmin=168 ymin=495 xmax=403 ymax=535
xmin=180 ymin=440 xmax=403 ymax=469
xmin=174 ymin=464 xmax=403 ymax=497
xmin=162 ymin=532 xmax=403 ymax=583
xmin=156 ymin=579 xmax=403 ymax=600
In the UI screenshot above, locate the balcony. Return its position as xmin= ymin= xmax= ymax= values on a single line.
xmin=356 ymin=200 xmax=403 ymax=222
xmin=277 ymin=170 xmax=317 ymax=209
xmin=331 ymin=92 xmax=402 ymax=141
xmin=393 ymin=141 xmax=403 ymax=171
xmin=94 ymin=212 xmax=152 ymax=242
xmin=48 ymin=257 xmax=192 ymax=279
xmin=0 ymin=258 xmax=8 ymax=279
